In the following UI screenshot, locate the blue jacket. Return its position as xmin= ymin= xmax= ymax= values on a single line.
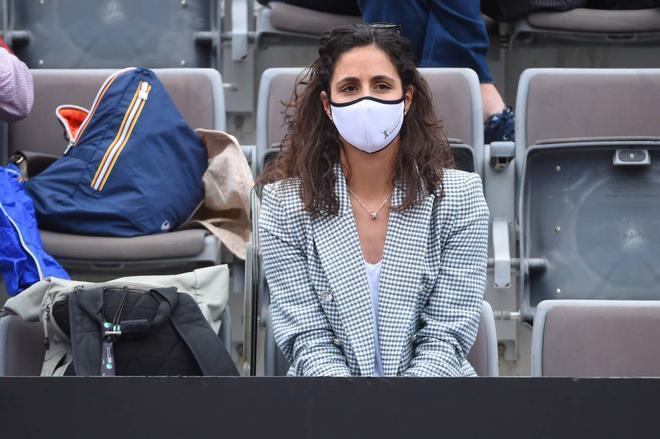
xmin=0 ymin=165 xmax=69 ymax=296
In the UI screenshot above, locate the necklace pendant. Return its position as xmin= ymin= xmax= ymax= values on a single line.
xmin=370 ymin=212 xmax=377 ymax=220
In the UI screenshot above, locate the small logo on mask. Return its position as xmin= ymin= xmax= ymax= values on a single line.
xmin=161 ymin=220 xmax=171 ymax=231
xmin=381 ymin=129 xmax=390 ymax=139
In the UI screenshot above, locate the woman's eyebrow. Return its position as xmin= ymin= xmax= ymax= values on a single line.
xmin=371 ymin=75 xmax=395 ymax=82
xmin=335 ymin=76 xmax=360 ymax=86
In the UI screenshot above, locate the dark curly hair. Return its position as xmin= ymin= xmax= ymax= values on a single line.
xmin=258 ymin=24 xmax=454 ymax=217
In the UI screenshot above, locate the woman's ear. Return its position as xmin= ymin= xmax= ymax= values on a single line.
xmin=320 ymin=90 xmax=332 ymax=120
xmin=404 ymin=85 xmax=414 ymax=115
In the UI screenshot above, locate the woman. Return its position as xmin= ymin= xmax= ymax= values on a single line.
xmin=259 ymin=24 xmax=489 ymax=377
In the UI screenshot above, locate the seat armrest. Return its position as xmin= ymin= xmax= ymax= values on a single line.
xmin=10 ymin=150 xmax=60 ymax=179
xmin=492 ymin=217 xmax=511 ymax=289
xmin=489 ymin=141 xmax=515 ymax=171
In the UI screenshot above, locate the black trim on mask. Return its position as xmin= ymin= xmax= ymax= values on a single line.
xmin=329 ymin=95 xmax=404 ymax=108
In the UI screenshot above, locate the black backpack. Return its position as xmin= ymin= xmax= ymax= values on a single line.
xmin=52 ymin=285 xmax=238 ymax=376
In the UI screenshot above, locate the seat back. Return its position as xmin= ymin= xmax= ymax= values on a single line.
xmin=532 ymin=300 xmax=660 ymax=377
xmin=467 ymin=301 xmax=499 ymax=377
xmin=262 ymin=2 xmax=361 ymax=36
xmin=256 ymin=67 xmax=483 ymax=175
xmin=0 ymin=316 xmax=45 ymax=376
xmin=9 ymin=0 xmax=218 ymax=69
xmin=506 ymin=9 xmax=660 ymax=104
xmin=524 ymin=8 xmax=660 ymax=35
xmin=516 ymin=69 xmax=660 ymax=320
xmin=7 ymin=68 xmax=225 ymax=158
xmin=517 ymin=68 xmax=660 ymax=162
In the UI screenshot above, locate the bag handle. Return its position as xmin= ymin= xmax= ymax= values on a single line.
xmin=69 ymin=285 xmax=179 ymax=375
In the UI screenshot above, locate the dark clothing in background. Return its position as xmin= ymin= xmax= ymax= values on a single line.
xmin=273 ymin=0 xmax=361 ymax=16
xmin=360 ymin=0 xmax=493 ymax=83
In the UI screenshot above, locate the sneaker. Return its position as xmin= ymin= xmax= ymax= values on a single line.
xmin=484 ymin=106 xmax=515 ymax=144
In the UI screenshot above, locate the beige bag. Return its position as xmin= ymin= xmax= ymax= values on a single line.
xmin=188 ymin=129 xmax=254 ymax=260
xmin=4 ymin=265 xmax=229 ymax=332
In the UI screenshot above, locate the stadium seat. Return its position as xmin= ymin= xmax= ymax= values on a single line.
xmin=0 ymin=315 xmax=44 ymax=376
xmin=532 ymin=300 xmax=660 ymax=377
xmin=4 ymin=68 xmax=232 ymax=273
xmin=6 ymin=0 xmax=220 ymax=69
xmin=515 ymin=68 xmax=660 ymax=320
xmin=0 ymin=309 xmax=232 ymax=376
xmin=258 ymin=1 xmax=361 ymax=36
xmin=522 ymin=8 xmax=660 ymax=35
xmin=506 ymin=8 xmax=660 ymax=102
xmin=256 ymin=67 xmax=484 ymax=176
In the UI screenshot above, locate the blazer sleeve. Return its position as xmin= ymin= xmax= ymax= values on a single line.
xmin=259 ymin=183 xmax=351 ymax=377
xmin=403 ymin=173 xmax=489 ymax=377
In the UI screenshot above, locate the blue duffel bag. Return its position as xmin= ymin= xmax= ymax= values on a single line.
xmin=25 ymin=67 xmax=207 ymax=237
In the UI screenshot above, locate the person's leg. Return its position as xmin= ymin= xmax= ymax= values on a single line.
xmin=421 ymin=0 xmax=491 ymax=82
xmin=358 ymin=0 xmax=428 ymax=63
xmin=481 ymin=83 xmax=506 ymax=121
xmin=422 ymin=0 xmax=512 ymax=140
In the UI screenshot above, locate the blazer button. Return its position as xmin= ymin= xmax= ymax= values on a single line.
xmin=319 ymin=291 xmax=333 ymax=302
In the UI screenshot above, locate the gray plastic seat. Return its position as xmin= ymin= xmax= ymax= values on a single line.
xmin=0 ymin=315 xmax=44 ymax=376
xmin=259 ymin=1 xmax=361 ymax=36
xmin=3 ymin=68 xmax=230 ymax=272
xmin=262 ymin=300 xmax=499 ymax=377
xmin=4 ymin=0 xmax=219 ymax=69
xmin=516 ymin=68 xmax=660 ymax=320
xmin=506 ymin=9 xmax=660 ymax=104
xmin=525 ymin=8 xmax=660 ymax=34
xmin=532 ymin=300 xmax=660 ymax=377
xmin=256 ymin=67 xmax=484 ymax=176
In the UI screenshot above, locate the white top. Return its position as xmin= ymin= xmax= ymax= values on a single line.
xmin=365 ymin=259 xmax=384 ymax=377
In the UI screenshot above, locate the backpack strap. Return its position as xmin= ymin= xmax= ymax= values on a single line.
xmin=169 ymin=293 xmax=238 ymax=376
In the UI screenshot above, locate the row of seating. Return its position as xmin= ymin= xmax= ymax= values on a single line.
xmin=257 ymin=1 xmax=660 ymax=38
xmin=254 ymin=1 xmax=660 ymax=104
xmin=6 ymin=294 xmax=660 ymax=378
xmin=1 ymin=66 xmax=660 ymax=377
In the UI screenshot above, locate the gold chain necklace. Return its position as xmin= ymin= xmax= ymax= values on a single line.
xmin=346 ymin=187 xmax=393 ymax=221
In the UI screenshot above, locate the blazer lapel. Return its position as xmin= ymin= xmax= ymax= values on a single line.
xmin=312 ymin=164 xmax=375 ymax=376
xmin=378 ymin=184 xmax=435 ymax=376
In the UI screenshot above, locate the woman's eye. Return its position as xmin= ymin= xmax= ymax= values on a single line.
xmin=375 ymin=83 xmax=392 ymax=91
xmin=340 ymin=85 xmax=357 ymax=93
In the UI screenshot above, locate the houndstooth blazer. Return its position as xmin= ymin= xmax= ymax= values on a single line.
xmin=259 ymin=164 xmax=489 ymax=377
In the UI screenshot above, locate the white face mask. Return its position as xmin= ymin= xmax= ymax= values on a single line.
xmin=330 ymin=96 xmax=405 ymax=154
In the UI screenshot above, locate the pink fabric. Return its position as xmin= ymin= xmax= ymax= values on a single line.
xmin=0 ymin=47 xmax=33 ymax=121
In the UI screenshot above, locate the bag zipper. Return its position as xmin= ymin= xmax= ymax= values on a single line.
xmin=0 ymin=200 xmax=44 ymax=282
xmin=90 ymin=80 xmax=151 ymax=191
xmin=68 ymin=67 xmax=136 ymax=153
